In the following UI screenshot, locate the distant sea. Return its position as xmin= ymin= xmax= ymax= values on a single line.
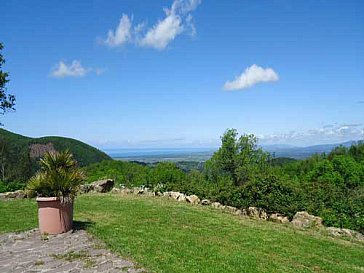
xmin=103 ymin=148 xmax=216 ymax=163
xmin=102 ymin=140 xmax=362 ymax=162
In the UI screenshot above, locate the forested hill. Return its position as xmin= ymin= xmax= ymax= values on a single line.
xmin=0 ymin=129 xmax=111 ymax=182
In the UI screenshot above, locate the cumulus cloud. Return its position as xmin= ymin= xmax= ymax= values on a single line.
xmin=139 ymin=13 xmax=183 ymax=50
xmin=259 ymin=123 xmax=364 ymax=146
xmin=224 ymin=64 xmax=279 ymax=91
xmin=104 ymin=14 xmax=132 ymax=47
xmin=50 ymin=60 xmax=103 ymax=78
xmin=102 ymin=0 xmax=201 ymax=50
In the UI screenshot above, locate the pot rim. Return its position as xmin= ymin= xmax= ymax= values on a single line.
xmin=36 ymin=197 xmax=60 ymax=202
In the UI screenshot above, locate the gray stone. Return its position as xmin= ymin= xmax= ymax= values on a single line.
xmin=211 ymin=202 xmax=222 ymax=209
xmin=326 ymin=227 xmax=364 ymax=241
xmin=224 ymin=206 xmax=238 ymax=214
xmin=200 ymin=199 xmax=211 ymax=206
xmin=259 ymin=210 xmax=268 ymax=220
xmin=120 ymin=189 xmax=132 ymax=195
xmin=170 ymin=191 xmax=181 ymax=200
xmin=177 ymin=193 xmax=186 ymax=202
xmin=111 ymin=187 xmax=121 ymax=194
xmin=248 ymin=207 xmax=260 ymax=219
xmin=186 ymin=195 xmax=200 ymax=204
xmin=91 ymin=179 xmax=115 ymax=193
xmin=269 ymin=213 xmax=290 ymax=224
xmin=79 ymin=184 xmax=92 ymax=194
xmin=235 ymin=209 xmax=243 ymax=216
xmin=144 ymin=191 xmax=155 ymax=197
xmin=291 ymin=211 xmax=323 ymax=229
xmin=163 ymin=191 xmax=171 ymax=197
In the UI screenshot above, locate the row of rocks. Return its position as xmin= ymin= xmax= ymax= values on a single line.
xmin=0 ymin=190 xmax=26 ymax=199
xmin=110 ymin=188 xmax=364 ymax=242
xmin=2 ymin=181 xmax=363 ymax=242
xmin=0 ymin=179 xmax=117 ymax=199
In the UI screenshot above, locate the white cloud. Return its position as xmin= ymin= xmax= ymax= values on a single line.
xmin=224 ymin=64 xmax=279 ymax=91
xmin=102 ymin=0 xmax=201 ymax=50
xmin=139 ymin=14 xmax=183 ymax=50
xmin=259 ymin=124 xmax=364 ymax=146
xmin=50 ymin=60 xmax=103 ymax=78
xmin=104 ymin=14 xmax=132 ymax=47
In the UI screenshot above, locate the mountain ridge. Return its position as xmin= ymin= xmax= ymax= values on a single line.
xmin=0 ymin=129 xmax=111 ymax=182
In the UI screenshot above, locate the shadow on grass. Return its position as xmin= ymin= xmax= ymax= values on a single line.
xmin=73 ymin=220 xmax=95 ymax=231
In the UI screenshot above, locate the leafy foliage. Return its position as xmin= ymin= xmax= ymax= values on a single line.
xmin=27 ymin=150 xmax=85 ymax=199
xmin=84 ymin=130 xmax=364 ymax=233
xmin=0 ymin=42 xmax=16 ymax=121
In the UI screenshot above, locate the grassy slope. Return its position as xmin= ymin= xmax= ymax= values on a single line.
xmin=1 ymin=195 xmax=364 ymax=273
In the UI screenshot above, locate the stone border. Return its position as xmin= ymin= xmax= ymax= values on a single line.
xmin=2 ymin=183 xmax=363 ymax=242
xmin=110 ymin=187 xmax=364 ymax=243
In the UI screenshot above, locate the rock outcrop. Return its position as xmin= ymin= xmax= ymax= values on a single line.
xmin=326 ymin=227 xmax=364 ymax=241
xmin=80 ymin=179 xmax=115 ymax=194
xmin=269 ymin=213 xmax=290 ymax=224
xmin=186 ymin=195 xmax=200 ymax=204
xmin=0 ymin=190 xmax=26 ymax=199
xmin=291 ymin=211 xmax=322 ymax=229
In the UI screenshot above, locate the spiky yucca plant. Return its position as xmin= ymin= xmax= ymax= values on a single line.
xmin=27 ymin=150 xmax=85 ymax=201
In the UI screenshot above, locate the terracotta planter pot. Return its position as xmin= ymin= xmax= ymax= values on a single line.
xmin=36 ymin=197 xmax=73 ymax=234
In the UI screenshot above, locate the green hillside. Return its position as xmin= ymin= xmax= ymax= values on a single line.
xmin=0 ymin=129 xmax=111 ymax=184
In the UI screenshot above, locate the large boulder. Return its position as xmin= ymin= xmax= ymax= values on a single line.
xmin=186 ymin=195 xmax=200 ymax=204
xmin=0 ymin=190 xmax=26 ymax=199
xmin=259 ymin=210 xmax=268 ymax=220
xmin=170 ymin=191 xmax=181 ymax=200
xmin=177 ymin=193 xmax=186 ymax=202
xmin=91 ymin=179 xmax=115 ymax=193
xmin=247 ymin=207 xmax=268 ymax=220
xmin=269 ymin=213 xmax=290 ymax=224
xmin=326 ymin=227 xmax=364 ymax=241
xmin=248 ymin=207 xmax=260 ymax=219
xmin=211 ymin=202 xmax=222 ymax=209
xmin=224 ymin=206 xmax=238 ymax=214
xmin=291 ymin=211 xmax=322 ymax=229
xmin=163 ymin=191 xmax=171 ymax=197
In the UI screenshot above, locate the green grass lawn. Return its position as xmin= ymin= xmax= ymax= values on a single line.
xmin=1 ymin=194 xmax=364 ymax=273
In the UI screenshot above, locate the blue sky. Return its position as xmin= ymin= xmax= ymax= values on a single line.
xmin=1 ymin=0 xmax=363 ymax=148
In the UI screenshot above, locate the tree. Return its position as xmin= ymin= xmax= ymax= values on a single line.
xmin=0 ymin=42 xmax=16 ymax=123
xmin=0 ymin=137 xmax=9 ymax=181
xmin=205 ymin=129 xmax=271 ymax=186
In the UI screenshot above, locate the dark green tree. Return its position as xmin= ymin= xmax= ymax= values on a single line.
xmin=205 ymin=129 xmax=271 ymax=186
xmin=0 ymin=42 xmax=16 ymax=123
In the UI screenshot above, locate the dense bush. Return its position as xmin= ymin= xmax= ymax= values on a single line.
xmin=81 ymin=131 xmax=364 ymax=233
xmin=0 ymin=180 xmax=25 ymax=193
xmin=83 ymin=160 xmax=149 ymax=188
